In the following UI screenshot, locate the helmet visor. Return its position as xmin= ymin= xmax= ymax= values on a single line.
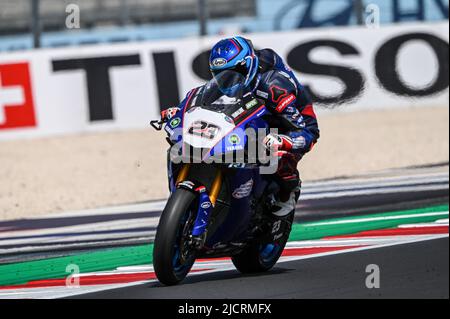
xmin=212 ymin=70 xmax=246 ymax=97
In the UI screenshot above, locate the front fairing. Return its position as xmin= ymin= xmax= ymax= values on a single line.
xmin=166 ymin=76 xmax=269 ymax=162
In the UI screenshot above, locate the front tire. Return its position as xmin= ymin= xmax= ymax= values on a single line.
xmin=153 ymin=189 xmax=197 ymax=285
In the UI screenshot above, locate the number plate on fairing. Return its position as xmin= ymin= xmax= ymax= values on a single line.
xmin=183 ymin=108 xmax=235 ymax=149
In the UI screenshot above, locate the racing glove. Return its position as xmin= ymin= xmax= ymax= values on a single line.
xmin=263 ymin=133 xmax=293 ymax=157
xmin=160 ymin=107 xmax=180 ymax=122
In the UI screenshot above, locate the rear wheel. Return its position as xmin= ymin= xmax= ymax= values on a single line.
xmin=153 ymin=189 xmax=197 ymax=285
xmin=232 ymin=212 xmax=294 ymax=273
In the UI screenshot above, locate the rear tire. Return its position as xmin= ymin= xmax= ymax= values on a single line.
xmin=153 ymin=189 xmax=197 ymax=285
xmin=232 ymin=212 xmax=294 ymax=273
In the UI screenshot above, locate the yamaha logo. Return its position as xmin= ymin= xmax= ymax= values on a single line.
xmin=212 ymin=58 xmax=227 ymax=68
xmin=229 ymin=134 xmax=240 ymax=145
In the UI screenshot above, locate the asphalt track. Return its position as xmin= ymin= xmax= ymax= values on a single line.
xmin=1 ymin=164 xmax=448 ymax=262
xmin=0 ymin=164 xmax=448 ymax=299
xmin=72 ymin=167 xmax=448 ymax=299
xmin=75 ymin=237 xmax=449 ymax=299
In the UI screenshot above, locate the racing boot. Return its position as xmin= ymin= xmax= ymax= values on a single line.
xmin=271 ymin=183 xmax=301 ymax=217
xmin=265 ymin=186 xmax=300 ymax=242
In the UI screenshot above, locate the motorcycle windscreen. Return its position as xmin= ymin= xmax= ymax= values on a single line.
xmin=183 ymin=71 xmax=255 ymax=160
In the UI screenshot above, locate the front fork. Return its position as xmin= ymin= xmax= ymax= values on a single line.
xmin=176 ymin=164 xmax=223 ymax=245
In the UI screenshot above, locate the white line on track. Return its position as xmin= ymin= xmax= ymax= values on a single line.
xmin=300 ymin=185 xmax=449 ymax=200
xmin=303 ymin=174 xmax=449 ymax=192
xmin=305 ymin=211 xmax=449 ymax=226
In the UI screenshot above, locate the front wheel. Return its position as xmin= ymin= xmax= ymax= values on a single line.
xmin=231 ymin=212 xmax=294 ymax=274
xmin=153 ymin=189 xmax=197 ymax=285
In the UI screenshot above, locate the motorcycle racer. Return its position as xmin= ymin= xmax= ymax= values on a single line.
xmin=162 ymin=36 xmax=320 ymax=217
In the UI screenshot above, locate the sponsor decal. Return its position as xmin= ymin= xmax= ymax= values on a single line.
xmin=296 ymin=119 xmax=306 ymax=128
xmin=170 ymin=117 xmax=181 ymax=128
xmin=256 ymin=90 xmax=269 ymax=99
xmin=211 ymin=58 xmax=227 ymax=68
xmin=228 ymin=163 xmax=246 ymax=168
xmin=164 ymin=125 xmax=175 ymax=136
xmin=292 ymin=111 xmax=303 ymax=122
xmin=178 ymin=181 xmax=195 ymax=190
xmin=195 ymin=185 xmax=207 ymax=193
xmin=165 ymin=108 xmax=178 ymax=119
xmin=245 ymin=99 xmax=258 ymax=109
xmin=273 ymin=233 xmax=283 ymax=241
xmin=0 ymin=63 xmax=36 ymax=130
xmin=224 ymin=116 xmax=234 ymax=124
xmin=292 ymin=136 xmax=307 ymax=149
xmin=226 ymin=145 xmax=244 ymax=152
xmin=256 ymin=108 xmax=266 ymax=117
xmin=231 ymin=107 xmax=245 ymax=118
xmin=232 ymin=179 xmax=254 ymax=199
xmin=276 ymin=94 xmax=296 ymax=113
xmin=201 ymin=201 xmax=212 ymax=209
xmin=228 ymin=134 xmax=240 ymax=145
xmin=227 ymin=134 xmax=243 ymax=151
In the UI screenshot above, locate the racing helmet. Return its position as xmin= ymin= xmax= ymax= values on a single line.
xmin=209 ymin=36 xmax=259 ymax=96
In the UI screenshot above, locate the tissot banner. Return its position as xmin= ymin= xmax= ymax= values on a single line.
xmin=0 ymin=22 xmax=448 ymax=139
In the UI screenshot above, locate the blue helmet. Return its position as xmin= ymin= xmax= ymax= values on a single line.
xmin=209 ymin=36 xmax=259 ymax=96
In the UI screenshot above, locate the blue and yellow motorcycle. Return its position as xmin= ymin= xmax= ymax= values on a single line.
xmin=150 ymin=72 xmax=295 ymax=286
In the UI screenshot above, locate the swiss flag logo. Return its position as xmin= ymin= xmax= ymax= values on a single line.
xmin=0 ymin=63 xmax=37 ymax=130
